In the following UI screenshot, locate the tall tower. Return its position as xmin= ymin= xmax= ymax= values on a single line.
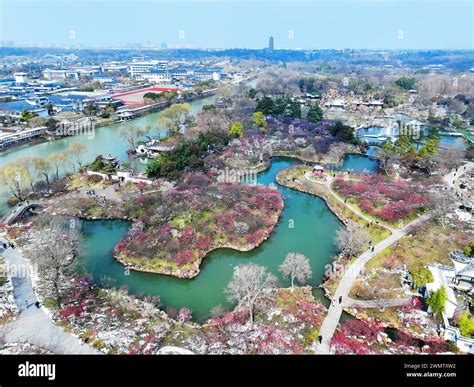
xmin=268 ymin=36 xmax=274 ymax=54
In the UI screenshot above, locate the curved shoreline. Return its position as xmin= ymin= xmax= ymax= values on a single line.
xmin=112 ymin=203 xmax=284 ymax=279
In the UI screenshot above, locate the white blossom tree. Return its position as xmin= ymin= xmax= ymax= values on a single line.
xmin=429 ymin=189 xmax=456 ymax=229
xmin=335 ymin=225 xmax=369 ymax=258
xmin=225 ymin=263 xmax=277 ymax=324
xmin=31 ymin=217 xmax=81 ymax=307
xmin=279 ymin=253 xmax=312 ymax=290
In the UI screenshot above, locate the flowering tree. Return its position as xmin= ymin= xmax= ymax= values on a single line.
xmin=225 ymin=263 xmax=277 ymax=323
xmin=278 ymin=253 xmax=312 ymax=289
xmin=334 ymin=225 xmax=369 ymax=258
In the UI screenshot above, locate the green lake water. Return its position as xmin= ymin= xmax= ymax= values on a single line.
xmin=0 ymin=81 xmax=381 ymax=321
xmin=80 ymin=155 xmax=378 ymax=321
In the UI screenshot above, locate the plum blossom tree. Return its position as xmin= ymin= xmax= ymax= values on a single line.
xmin=278 ymin=253 xmax=312 ymax=290
xmin=335 ymin=225 xmax=369 ymax=258
xmin=225 ymin=263 xmax=277 ymax=324
xmin=32 ymin=217 xmax=81 ymax=307
xmin=429 ymin=189 xmax=456 ymax=229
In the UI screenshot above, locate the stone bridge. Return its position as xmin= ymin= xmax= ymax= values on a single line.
xmin=3 ymin=203 xmax=42 ymax=225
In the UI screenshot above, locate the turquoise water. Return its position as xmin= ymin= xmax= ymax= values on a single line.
xmin=0 ymin=82 xmax=381 ymax=321
xmin=357 ymin=126 xmax=467 ymax=149
xmin=80 ymin=155 xmax=378 ymax=321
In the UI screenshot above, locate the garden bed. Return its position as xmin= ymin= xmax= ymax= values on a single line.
xmin=331 ymin=174 xmax=430 ymax=227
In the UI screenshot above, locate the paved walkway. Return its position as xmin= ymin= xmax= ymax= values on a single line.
xmin=0 ymin=237 xmax=99 ymax=354
xmin=312 ymin=162 xmax=471 ymax=354
xmin=443 ymin=161 xmax=474 ymax=207
xmin=313 ymin=212 xmax=432 ymax=353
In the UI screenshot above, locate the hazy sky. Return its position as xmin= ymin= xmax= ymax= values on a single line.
xmin=1 ymin=0 xmax=473 ymax=49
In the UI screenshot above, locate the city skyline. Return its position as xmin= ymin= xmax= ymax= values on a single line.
xmin=1 ymin=0 xmax=473 ymax=50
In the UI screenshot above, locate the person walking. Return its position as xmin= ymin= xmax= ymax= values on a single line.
xmin=339 ymin=296 xmax=342 ymax=304
xmin=25 ymin=300 xmax=28 ymax=309
xmin=318 ymin=335 xmax=322 ymax=344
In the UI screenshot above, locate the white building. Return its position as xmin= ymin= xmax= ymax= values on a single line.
xmin=324 ymin=99 xmax=346 ymax=110
xmin=129 ymin=60 xmax=168 ymax=78
xmin=0 ymin=127 xmax=46 ymax=150
xmin=140 ymin=70 xmax=172 ymax=84
xmin=43 ymin=69 xmax=67 ymax=81
xmin=13 ymin=72 xmax=28 ymax=84
xmin=425 ymin=251 xmax=474 ymax=354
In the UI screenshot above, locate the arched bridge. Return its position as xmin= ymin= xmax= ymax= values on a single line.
xmin=4 ymin=203 xmax=42 ymax=225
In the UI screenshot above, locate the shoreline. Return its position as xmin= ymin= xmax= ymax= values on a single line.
xmin=112 ymin=196 xmax=284 ymax=279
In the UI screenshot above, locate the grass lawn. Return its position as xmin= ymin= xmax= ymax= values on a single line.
xmin=364 ymin=220 xmax=469 ymax=273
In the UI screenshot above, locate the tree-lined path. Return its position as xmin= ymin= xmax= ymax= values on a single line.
xmin=310 ymin=163 xmax=471 ymax=354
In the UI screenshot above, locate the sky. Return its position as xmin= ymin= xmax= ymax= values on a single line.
xmin=0 ymin=0 xmax=473 ymax=49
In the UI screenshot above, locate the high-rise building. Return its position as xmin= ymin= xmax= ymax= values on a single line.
xmin=268 ymin=36 xmax=274 ymax=54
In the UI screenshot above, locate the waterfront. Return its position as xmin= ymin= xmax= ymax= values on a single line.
xmin=0 ymin=95 xmax=217 ymax=217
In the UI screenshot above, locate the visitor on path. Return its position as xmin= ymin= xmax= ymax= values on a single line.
xmin=318 ymin=335 xmax=322 ymax=344
xmin=339 ymin=296 xmax=342 ymax=304
xmin=371 ymin=246 xmax=375 ymax=252
xmin=25 ymin=300 xmax=28 ymax=309
xmin=332 ymin=299 xmax=336 ymax=306
xmin=35 ymin=301 xmax=40 ymax=309
xmin=2 ymin=242 xmax=6 ymax=249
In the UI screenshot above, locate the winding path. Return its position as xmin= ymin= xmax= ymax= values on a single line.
xmin=313 ymin=212 xmax=432 ymax=353
xmin=304 ymin=172 xmax=396 ymax=232
xmin=0 ymin=237 xmax=100 ymax=354
xmin=311 ymin=163 xmax=473 ymax=354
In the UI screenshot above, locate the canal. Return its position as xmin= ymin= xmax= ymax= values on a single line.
xmin=0 ymin=95 xmax=217 ymax=217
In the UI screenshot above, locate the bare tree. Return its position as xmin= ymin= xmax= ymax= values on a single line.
xmin=66 ymin=142 xmax=87 ymax=171
xmin=279 ymin=253 xmax=312 ymax=290
xmin=225 ymin=263 xmax=277 ymax=323
xmin=433 ymin=147 xmax=467 ymax=174
xmin=429 ymin=189 xmax=457 ymax=229
xmin=32 ymin=217 xmax=81 ymax=307
xmin=335 ymin=225 xmax=370 ymax=258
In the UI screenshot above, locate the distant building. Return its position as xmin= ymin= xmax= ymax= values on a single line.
xmin=0 ymin=127 xmax=47 ymax=150
xmin=268 ymin=36 xmax=274 ymax=54
xmin=140 ymin=70 xmax=172 ymax=84
xmin=43 ymin=69 xmax=67 ymax=81
xmin=13 ymin=72 xmax=28 ymax=84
